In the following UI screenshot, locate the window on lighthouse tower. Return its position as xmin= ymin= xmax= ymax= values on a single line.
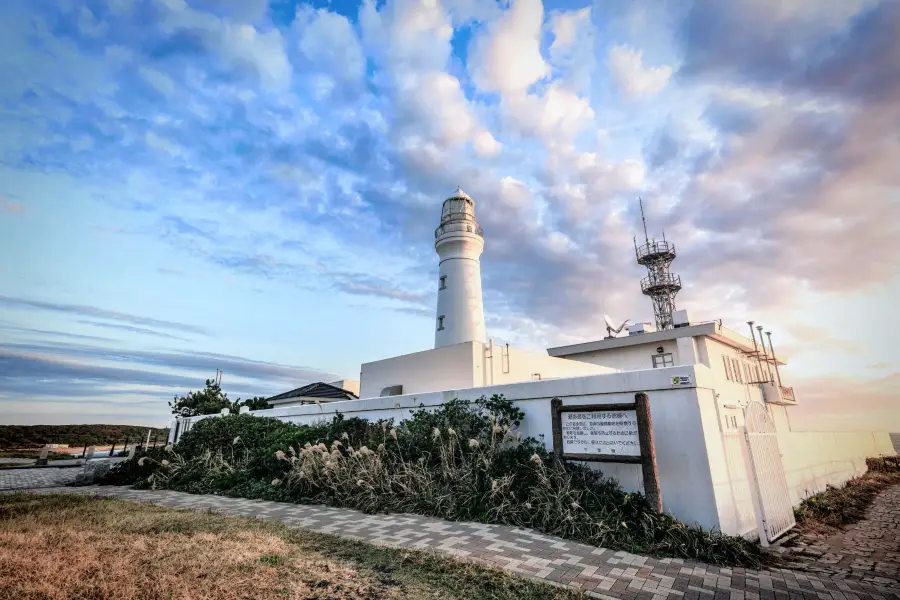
xmin=437 ymin=315 xmax=445 ymax=331
xmin=439 ymin=275 xmax=447 ymax=290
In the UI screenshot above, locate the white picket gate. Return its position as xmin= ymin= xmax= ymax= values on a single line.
xmin=742 ymin=401 xmax=796 ymax=544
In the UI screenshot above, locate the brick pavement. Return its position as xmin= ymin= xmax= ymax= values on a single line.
xmin=783 ymin=484 xmax=900 ymax=586
xmin=6 ymin=481 xmax=896 ymax=600
xmin=0 ymin=467 xmax=79 ymax=490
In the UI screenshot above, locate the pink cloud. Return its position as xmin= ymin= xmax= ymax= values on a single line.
xmin=0 ymin=196 xmax=24 ymax=214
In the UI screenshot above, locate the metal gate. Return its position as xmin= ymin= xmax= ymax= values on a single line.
xmin=742 ymin=401 xmax=796 ymax=544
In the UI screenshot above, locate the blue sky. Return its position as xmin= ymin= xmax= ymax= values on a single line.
xmin=1 ymin=0 xmax=897 ymax=429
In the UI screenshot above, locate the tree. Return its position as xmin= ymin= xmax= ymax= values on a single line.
xmin=169 ymin=379 xmax=233 ymax=417
xmin=169 ymin=381 xmax=272 ymax=417
xmin=238 ymin=396 xmax=271 ymax=411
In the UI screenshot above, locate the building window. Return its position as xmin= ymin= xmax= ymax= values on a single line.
xmin=439 ymin=275 xmax=447 ymax=290
xmin=652 ymin=353 xmax=674 ymax=368
xmin=723 ymin=356 xmax=732 ymax=381
xmin=732 ymin=358 xmax=742 ymax=384
xmin=437 ymin=315 xmax=445 ymax=331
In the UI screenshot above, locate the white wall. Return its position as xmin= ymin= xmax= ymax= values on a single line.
xmin=481 ymin=342 xmax=613 ymax=387
xmin=769 ymin=405 xmax=896 ymax=504
xmin=225 ymin=365 xmax=726 ymax=531
xmin=359 ymin=342 xmax=612 ymax=401
xmin=555 ymin=339 xmax=681 ymax=372
xmin=359 ymin=342 xmax=479 ymax=399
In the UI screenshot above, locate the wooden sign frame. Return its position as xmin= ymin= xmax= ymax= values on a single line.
xmin=550 ymin=393 xmax=662 ymax=511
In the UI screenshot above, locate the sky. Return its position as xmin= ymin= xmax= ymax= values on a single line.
xmin=0 ymin=0 xmax=897 ymax=430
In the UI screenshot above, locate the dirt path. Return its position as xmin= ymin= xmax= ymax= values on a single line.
xmin=785 ymin=483 xmax=900 ymax=585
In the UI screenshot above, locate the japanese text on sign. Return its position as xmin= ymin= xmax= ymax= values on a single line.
xmin=560 ymin=410 xmax=640 ymax=456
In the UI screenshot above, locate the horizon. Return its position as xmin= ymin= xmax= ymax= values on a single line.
xmin=1 ymin=0 xmax=896 ymax=431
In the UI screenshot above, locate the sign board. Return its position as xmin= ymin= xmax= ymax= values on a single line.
xmin=560 ymin=410 xmax=640 ymax=457
xmin=550 ymin=394 xmax=662 ymax=512
xmin=671 ymin=374 xmax=692 ymax=386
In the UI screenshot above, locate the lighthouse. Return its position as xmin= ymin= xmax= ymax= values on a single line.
xmin=434 ymin=188 xmax=486 ymax=348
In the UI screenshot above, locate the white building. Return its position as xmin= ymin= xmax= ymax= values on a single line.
xmin=171 ymin=187 xmax=895 ymax=544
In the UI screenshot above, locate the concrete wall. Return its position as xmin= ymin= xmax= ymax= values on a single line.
xmin=360 ymin=342 xmax=612 ymax=400
xmin=554 ymin=339 xmax=681 ymax=372
xmin=769 ymin=405 xmax=896 ymax=504
xmin=223 ymin=365 xmax=726 ymax=531
xmin=480 ymin=342 xmax=614 ymax=387
xmin=359 ymin=342 xmax=479 ymax=399
xmin=172 ymin=357 xmax=894 ymax=538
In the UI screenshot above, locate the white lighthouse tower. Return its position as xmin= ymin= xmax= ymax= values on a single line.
xmin=434 ymin=188 xmax=486 ymax=348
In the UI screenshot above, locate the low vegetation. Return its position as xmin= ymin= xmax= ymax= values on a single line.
xmin=99 ymin=395 xmax=763 ymax=567
xmin=0 ymin=493 xmax=588 ymax=600
xmin=793 ymin=455 xmax=900 ymax=533
xmin=0 ymin=424 xmax=168 ymax=450
xmin=0 ymin=450 xmax=74 ymax=460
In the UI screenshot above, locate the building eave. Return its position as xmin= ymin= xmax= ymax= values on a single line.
xmin=547 ymin=321 xmax=788 ymax=365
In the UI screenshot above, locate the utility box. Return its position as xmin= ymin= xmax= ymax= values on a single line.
xmin=628 ymin=322 xmax=657 ymax=335
xmin=673 ymin=309 xmax=691 ymax=328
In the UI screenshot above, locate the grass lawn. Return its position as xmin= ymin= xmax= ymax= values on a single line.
xmin=0 ymin=493 xmax=588 ymax=600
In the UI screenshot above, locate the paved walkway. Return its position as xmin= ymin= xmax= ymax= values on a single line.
xmin=5 ymin=482 xmax=896 ymax=600
xmin=784 ymin=485 xmax=900 ymax=585
xmin=0 ymin=467 xmax=80 ymax=490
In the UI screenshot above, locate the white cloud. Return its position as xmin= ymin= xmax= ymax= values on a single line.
xmin=294 ymin=6 xmax=366 ymax=83
xmin=156 ymin=0 xmax=292 ymax=91
xmin=547 ymin=7 xmax=594 ymax=92
xmin=549 ymin=7 xmax=590 ymax=50
xmin=360 ymin=0 xmax=487 ymax=155
xmin=503 ymin=83 xmax=595 ymax=140
xmin=77 ymin=6 xmax=107 ymax=38
xmin=397 ymin=71 xmax=477 ymax=146
xmin=145 ymin=132 xmax=183 ymax=158
xmin=360 ymin=0 xmax=454 ymax=74
xmin=606 ymin=45 xmax=672 ymax=99
xmin=472 ymin=130 xmax=502 ymax=158
xmin=468 ymin=0 xmax=549 ymax=96
xmin=498 ymin=176 xmax=532 ymax=211
xmin=139 ymin=66 xmax=175 ymax=95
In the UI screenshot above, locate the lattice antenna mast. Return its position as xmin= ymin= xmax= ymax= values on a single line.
xmin=634 ymin=198 xmax=682 ymax=330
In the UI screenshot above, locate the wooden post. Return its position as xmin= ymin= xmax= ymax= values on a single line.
xmin=108 ymin=442 xmax=116 ymax=457
xmin=81 ymin=443 xmax=88 ymax=458
xmin=550 ymin=397 xmax=564 ymax=462
xmin=634 ymin=393 xmax=662 ymax=512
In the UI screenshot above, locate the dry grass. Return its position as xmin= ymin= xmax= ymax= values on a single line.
xmin=0 ymin=493 xmax=587 ymax=600
xmin=794 ymin=457 xmax=900 ymax=535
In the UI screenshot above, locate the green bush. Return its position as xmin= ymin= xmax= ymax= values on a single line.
xmin=96 ymin=395 xmax=763 ymax=567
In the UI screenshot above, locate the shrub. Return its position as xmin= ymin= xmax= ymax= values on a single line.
xmin=98 ymin=395 xmax=763 ymax=567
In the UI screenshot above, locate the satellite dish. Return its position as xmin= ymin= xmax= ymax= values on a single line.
xmin=604 ymin=314 xmax=630 ymax=339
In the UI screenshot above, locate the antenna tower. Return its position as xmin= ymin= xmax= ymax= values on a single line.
xmin=634 ymin=198 xmax=682 ymax=330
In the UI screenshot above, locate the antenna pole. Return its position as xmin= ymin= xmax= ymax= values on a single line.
xmin=757 ymin=326 xmax=774 ymax=383
xmin=639 ymin=197 xmax=650 ymax=245
xmin=765 ymin=331 xmax=783 ymax=388
xmin=747 ymin=322 xmax=765 ymax=382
